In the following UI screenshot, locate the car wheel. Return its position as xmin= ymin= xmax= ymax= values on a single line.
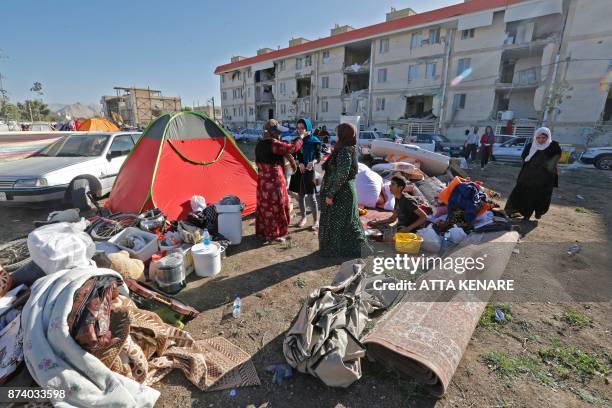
xmin=70 ymin=179 xmax=93 ymax=210
xmin=594 ymin=154 xmax=612 ymax=170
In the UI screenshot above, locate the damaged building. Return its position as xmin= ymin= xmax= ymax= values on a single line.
xmin=101 ymin=87 xmax=182 ymax=128
xmin=215 ymin=0 xmax=612 ymax=144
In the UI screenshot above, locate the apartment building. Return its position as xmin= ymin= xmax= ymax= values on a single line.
xmin=215 ymin=0 xmax=612 ymax=144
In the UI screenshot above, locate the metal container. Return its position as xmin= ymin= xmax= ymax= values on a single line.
xmin=153 ymin=252 xmax=185 ymax=294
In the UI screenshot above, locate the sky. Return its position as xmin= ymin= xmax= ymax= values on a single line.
xmin=0 ymin=0 xmax=457 ymax=107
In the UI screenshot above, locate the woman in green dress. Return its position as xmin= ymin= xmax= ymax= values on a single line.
xmin=319 ymin=123 xmax=368 ymax=257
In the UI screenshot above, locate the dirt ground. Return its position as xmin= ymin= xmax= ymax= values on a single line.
xmin=1 ymin=158 xmax=610 ymax=408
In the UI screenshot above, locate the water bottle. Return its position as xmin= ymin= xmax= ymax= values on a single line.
xmin=202 ymin=228 xmax=210 ymax=246
xmin=232 ymin=296 xmax=241 ymax=318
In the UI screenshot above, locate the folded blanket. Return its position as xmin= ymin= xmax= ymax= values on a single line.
xmin=21 ymin=267 xmax=160 ymax=408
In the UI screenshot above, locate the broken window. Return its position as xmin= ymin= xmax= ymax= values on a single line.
xmin=378 ymin=68 xmax=387 ymax=83
xmin=425 ymin=62 xmax=437 ymax=79
xmin=457 ymin=58 xmax=471 ymax=76
xmin=411 ymin=31 xmax=424 ymax=48
xmin=518 ymin=68 xmax=537 ymax=85
xmin=408 ymin=65 xmax=419 ymax=82
xmin=379 ymin=38 xmax=389 ymax=54
xmin=322 ymin=50 xmax=330 ymax=64
xmin=453 ymin=93 xmax=466 ymax=109
xmin=428 ymin=28 xmax=441 ymax=45
xmin=297 ymin=77 xmax=311 ymax=98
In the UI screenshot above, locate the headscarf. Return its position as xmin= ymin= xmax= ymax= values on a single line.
xmin=297 ymin=118 xmax=320 ymax=164
xmin=524 ymin=127 xmax=552 ymax=162
xmin=323 ymin=123 xmax=357 ymax=172
xmin=483 ymin=126 xmax=495 ymax=145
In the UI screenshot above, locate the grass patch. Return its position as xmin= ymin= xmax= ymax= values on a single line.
xmin=560 ymin=307 xmax=592 ymax=328
xmin=279 ymin=240 xmax=298 ymax=250
xmin=575 ymin=207 xmax=587 ymax=213
xmin=294 ymin=277 xmax=307 ymax=288
xmin=255 ymin=308 xmax=272 ymax=320
xmin=575 ymin=389 xmax=606 ymax=405
xmin=482 ymin=351 xmax=552 ymax=385
xmin=479 ymin=303 xmax=513 ymax=328
xmin=538 ymin=338 xmax=610 ymax=380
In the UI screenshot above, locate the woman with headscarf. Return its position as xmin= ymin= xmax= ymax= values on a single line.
xmin=289 ymin=118 xmax=321 ymax=230
xmin=318 ymin=123 xmax=368 ymax=257
xmin=505 ymin=127 xmax=561 ymax=221
xmin=480 ymin=125 xmax=495 ymax=169
xmin=255 ymin=119 xmax=304 ymax=243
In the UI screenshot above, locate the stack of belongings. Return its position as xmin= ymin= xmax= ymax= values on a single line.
xmin=283 ymin=260 xmax=399 ymax=387
xmin=21 ymin=267 xmax=260 ymax=407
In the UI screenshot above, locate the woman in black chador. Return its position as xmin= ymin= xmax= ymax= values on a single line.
xmin=505 ymin=127 xmax=562 ymax=221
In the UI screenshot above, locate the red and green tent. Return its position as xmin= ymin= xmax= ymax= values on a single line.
xmin=106 ymin=111 xmax=257 ymax=220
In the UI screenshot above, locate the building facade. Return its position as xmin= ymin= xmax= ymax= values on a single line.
xmin=215 ymin=0 xmax=612 ymax=144
xmin=101 ymin=87 xmax=182 ymax=128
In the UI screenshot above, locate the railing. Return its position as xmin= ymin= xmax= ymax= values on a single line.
xmin=495 ymin=119 xmax=540 ymax=137
xmin=387 ymin=119 xmax=437 ymax=137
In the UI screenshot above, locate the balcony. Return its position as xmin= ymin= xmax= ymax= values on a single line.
xmin=496 ymin=67 xmax=540 ymax=90
xmin=343 ymin=60 xmax=370 ymax=74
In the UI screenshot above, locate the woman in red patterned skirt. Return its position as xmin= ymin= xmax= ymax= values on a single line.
xmin=255 ymin=119 xmax=304 ymax=243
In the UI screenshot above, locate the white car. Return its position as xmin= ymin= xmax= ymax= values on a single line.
xmin=491 ymin=136 xmax=528 ymax=163
xmin=0 ymin=131 xmax=140 ymax=209
xmin=233 ymin=128 xmax=263 ymax=142
xmin=580 ymin=146 xmax=612 ymax=170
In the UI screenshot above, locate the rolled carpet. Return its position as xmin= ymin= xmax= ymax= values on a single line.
xmin=363 ymin=230 xmax=519 ymax=396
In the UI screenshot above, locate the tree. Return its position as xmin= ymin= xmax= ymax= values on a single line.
xmin=0 ymin=102 xmax=20 ymax=120
xmin=181 ymin=106 xmax=193 ymax=112
xmin=16 ymin=100 xmax=58 ymax=121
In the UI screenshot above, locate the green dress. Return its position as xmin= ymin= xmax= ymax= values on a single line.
xmin=319 ymin=147 xmax=368 ymax=257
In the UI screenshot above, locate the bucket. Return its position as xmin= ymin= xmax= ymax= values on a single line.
xmin=215 ymin=204 xmax=243 ymax=245
xmin=154 ymin=252 xmax=185 ymax=294
xmin=192 ymin=242 xmax=223 ymax=277
xmin=395 ymin=233 xmax=423 ymax=254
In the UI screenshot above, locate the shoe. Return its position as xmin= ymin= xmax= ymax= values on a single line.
xmin=535 ymin=213 xmax=542 ymax=220
xmin=275 ymin=236 xmax=287 ymax=243
xmin=297 ymin=217 xmax=307 ymax=228
xmin=310 ymin=223 xmax=319 ymax=231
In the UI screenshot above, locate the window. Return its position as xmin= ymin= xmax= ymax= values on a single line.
xmin=279 ymin=60 xmax=286 ymax=71
xmin=411 ymin=31 xmax=423 ymax=48
xmin=222 ymin=91 xmax=227 ymax=100
xmin=461 ymin=29 xmax=475 ymax=40
xmin=408 ymin=65 xmax=419 ymax=82
xmin=109 ymin=135 xmax=134 ymax=157
xmin=305 ymin=55 xmax=312 ymax=67
xmin=281 ymin=104 xmax=286 ymax=114
xmin=296 ymin=58 xmax=303 ymax=70
xmin=238 ymin=106 xmax=243 ymax=116
xmin=280 ymin=82 xmax=286 ymax=95
xmin=425 ymin=62 xmax=437 ymax=79
xmin=379 ymin=38 xmax=389 ymax=54
xmin=321 ymin=76 xmax=329 ymax=88
xmin=518 ymin=68 xmax=537 ymax=84
xmin=236 ymin=71 xmax=241 ymax=80
xmin=247 ymin=68 xmax=252 ymax=78
xmin=377 ymin=68 xmax=387 ymax=83
xmin=376 ymin=98 xmax=385 ymax=111
xmin=233 ymin=107 xmax=237 ymax=116
xmin=428 ymin=28 xmax=441 ymax=45
xmin=322 ymin=100 xmax=328 ymax=113
xmin=453 ymin=93 xmax=466 ymax=109
xmin=322 ymin=50 xmax=330 ymax=64
xmin=221 ymin=74 xmax=225 ymax=83
xmin=457 ymin=58 xmax=471 ymax=75
xmin=249 ymin=107 xmax=254 ymax=116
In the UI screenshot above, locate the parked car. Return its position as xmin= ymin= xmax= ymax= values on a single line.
xmin=233 ymin=128 xmax=263 ymax=142
xmin=491 ymin=136 xmax=528 ymax=162
xmin=0 ymin=131 xmax=141 ymax=208
xmin=411 ymin=133 xmax=463 ymax=156
xmin=580 ymin=146 xmax=612 ymax=170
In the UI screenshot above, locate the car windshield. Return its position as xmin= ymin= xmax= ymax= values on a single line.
xmin=37 ymin=134 xmax=109 ymax=157
xmin=433 ymin=134 xmax=450 ymax=142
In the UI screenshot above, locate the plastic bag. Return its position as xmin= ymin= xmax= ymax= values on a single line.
xmin=190 ymin=195 xmax=207 ymax=212
xmin=447 ymin=224 xmax=468 ymax=244
xmin=27 ymin=220 xmax=96 ymax=274
xmin=416 ymin=224 xmax=442 ymax=253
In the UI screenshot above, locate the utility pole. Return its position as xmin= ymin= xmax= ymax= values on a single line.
xmin=209 ymin=97 xmax=216 ymax=121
